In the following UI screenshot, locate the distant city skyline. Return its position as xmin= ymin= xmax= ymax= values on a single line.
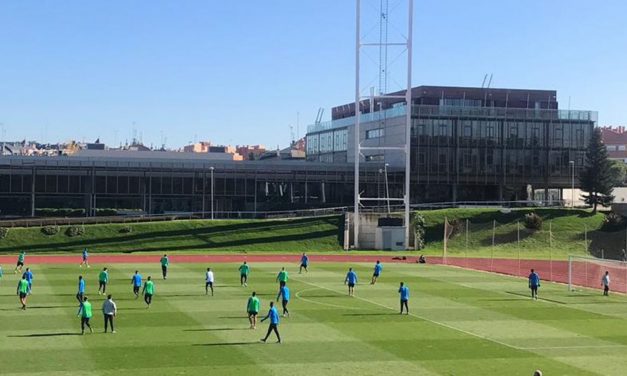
xmin=1 ymin=1 xmax=626 ymax=148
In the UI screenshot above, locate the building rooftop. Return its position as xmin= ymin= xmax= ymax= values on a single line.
xmin=601 ymin=126 xmax=627 ymax=145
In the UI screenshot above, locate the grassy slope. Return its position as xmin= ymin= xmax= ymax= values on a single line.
xmin=1 ymin=262 xmax=626 ymax=375
xmin=418 ymin=208 xmax=613 ymax=259
xmin=0 ymin=208 xmax=622 ymax=260
xmin=0 ymin=216 xmax=344 ymax=254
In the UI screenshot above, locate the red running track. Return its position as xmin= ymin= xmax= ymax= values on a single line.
xmin=0 ymin=254 xmax=416 ymax=265
xmin=0 ymin=254 xmax=618 ymax=293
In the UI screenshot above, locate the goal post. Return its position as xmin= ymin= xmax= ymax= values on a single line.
xmin=568 ymin=255 xmax=627 ymax=294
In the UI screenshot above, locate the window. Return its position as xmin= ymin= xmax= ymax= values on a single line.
xmin=366 ymin=128 xmax=384 ymax=139
xmin=486 ymin=151 xmax=494 ymax=165
xmin=486 ymin=124 xmax=495 ymax=139
xmin=619 ymin=145 xmax=626 ymax=151
xmin=509 ymin=124 xmax=518 ymax=138
xmin=532 ymin=126 xmax=540 ymax=139
xmin=575 ymin=129 xmax=584 ymax=148
xmin=306 ymin=135 xmax=319 ymax=154
xmin=553 ymin=126 xmax=563 ymax=145
xmin=333 ymin=129 xmax=348 ymax=152
xmin=463 ymin=124 xmax=472 ymax=138
xmin=412 ymin=122 xmax=426 ymax=136
xmin=439 ymin=98 xmax=482 ymax=107
xmin=532 ymin=151 xmax=540 ymax=166
xmin=463 ymin=151 xmax=472 ymax=168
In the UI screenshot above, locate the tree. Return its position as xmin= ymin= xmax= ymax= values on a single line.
xmin=580 ymin=128 xmax=615 ymax=213
xmin=608 ymin=159 xmax=627 ymax=187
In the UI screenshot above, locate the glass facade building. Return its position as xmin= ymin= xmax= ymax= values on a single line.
xmin=306 ymin=86 xmax=597 ymax=202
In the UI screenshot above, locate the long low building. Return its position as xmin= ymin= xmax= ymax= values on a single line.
xmin=0 ymin=154 xmax=386 ymax=217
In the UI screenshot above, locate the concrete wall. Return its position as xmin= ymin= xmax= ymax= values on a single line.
xmin=346 ymin=212 xmax=408 ymax=250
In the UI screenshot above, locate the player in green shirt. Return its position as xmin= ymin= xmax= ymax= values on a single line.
xmin=0 ymin=265 xmax=3 ymax=283
xmin=239 ymin=261 xmax=250 ymax=287
xmin=17 ymin=277 xmax=29 ymax=310
xmin=160 ymin=254 xmax=169 ymax=280
xmin=15 ymin=251 xmax=25 ymax=273
xmin=142 ymin=276 xmax=155 ymax=308
xmin=276 ymin=267 xmax=289 ymax=287
xmin=247 ymin=291 xmax=261 ymax=329
xmin=98 ymin=267 xmax=109 ymax=295
xmin=77 ymin=296 xmax=94 ymax=334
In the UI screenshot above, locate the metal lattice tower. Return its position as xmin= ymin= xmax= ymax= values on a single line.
xmin=354 ymin=0 xmax=413 ymax=249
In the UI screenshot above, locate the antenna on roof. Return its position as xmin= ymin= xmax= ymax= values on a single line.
xmin=481 ymin=74 xmax=488 ymax=89
xmin=296 ymin=112 xmax=300 ymax=140
xmin=483 ymin=73 xmax=493 ymax=107
xmin=315 ymin=108 xmax=325 ymax=124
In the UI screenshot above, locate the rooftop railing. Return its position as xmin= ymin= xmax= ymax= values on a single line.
xmin=307 ymin=105 xmax=407 ymax=133
xmin=306 ymin=105 xmax=597 ymax=134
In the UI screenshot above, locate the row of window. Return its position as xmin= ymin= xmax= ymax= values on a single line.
xmin=306 ymin=129 xmax=348 ymax=154
xmin=366 ymin=128 xmax=384 ymax=139
xmin=439 ymin=98 xmax=482 ymax=107
xmin=606 ymin=144 xmax=627 ymax=151
xmin=412 ymin=119 xmax=590 ymax=148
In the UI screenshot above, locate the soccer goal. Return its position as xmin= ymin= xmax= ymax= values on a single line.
xmin=568 ymin=256 xmax=627 ymax=294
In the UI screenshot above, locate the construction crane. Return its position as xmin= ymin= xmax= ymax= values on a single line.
xmin=315 ymin=108 xmax=325 ymax=124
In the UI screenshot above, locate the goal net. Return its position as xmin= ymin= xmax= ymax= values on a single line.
xmin=568 ymin=256 xmax=627 ymax=294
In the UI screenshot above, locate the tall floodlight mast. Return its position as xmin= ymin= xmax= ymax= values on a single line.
xmin=354 ymin=0 xmax=413 ymax=249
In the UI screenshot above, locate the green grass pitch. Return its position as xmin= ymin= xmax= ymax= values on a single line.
xmin=1 ymin=261 xmax=627 ymax=375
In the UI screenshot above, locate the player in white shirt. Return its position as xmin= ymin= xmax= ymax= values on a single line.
xmin=205 ymin=267 xmax=215 ymax=296
xmin=602 ymin=271 xmax=610 ymax=296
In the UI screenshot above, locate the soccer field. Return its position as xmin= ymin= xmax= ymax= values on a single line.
xmin=2 ymin=261 xmax=627 ymax=375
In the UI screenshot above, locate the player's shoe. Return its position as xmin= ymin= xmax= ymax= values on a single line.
xmin=89 ymin=327 xmax=93 ymax=333
xmin=260 ymin=338 xmax=266 ymax=343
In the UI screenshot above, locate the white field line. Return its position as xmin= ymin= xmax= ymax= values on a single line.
xmin=292 ymin=276 xmax=627 ymax=351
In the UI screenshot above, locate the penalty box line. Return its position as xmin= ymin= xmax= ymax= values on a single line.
xmin=291 ymin=276 xmax=627 ymax=352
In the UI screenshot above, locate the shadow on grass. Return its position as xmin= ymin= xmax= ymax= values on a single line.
xmin=193 ymin=342 xmax=258 ymax=347
xmin=0 ymin=216 xmax=342 ymax=253
xmin=184 ymin=328 xmax=243 ymax=332
xmin=119 ymin=307 xmax=150 ymax=311
xmin=8 ymin=332 xmax=80 ymax=337
xmin=342 ymin=313 xmax=397 ymax=316
xmin=505 ymin=291 xmax=566 ymax=304
xmin=0 ymin=305 xmax=75 ymax=311
xmin=479 ymin=228 xmax=534 ymax=247
xmin=423 ymin=208 xmax=597 ymax=243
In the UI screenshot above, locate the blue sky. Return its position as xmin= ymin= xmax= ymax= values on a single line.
xmin=0 ymin=1 xmax=625 ymax=148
